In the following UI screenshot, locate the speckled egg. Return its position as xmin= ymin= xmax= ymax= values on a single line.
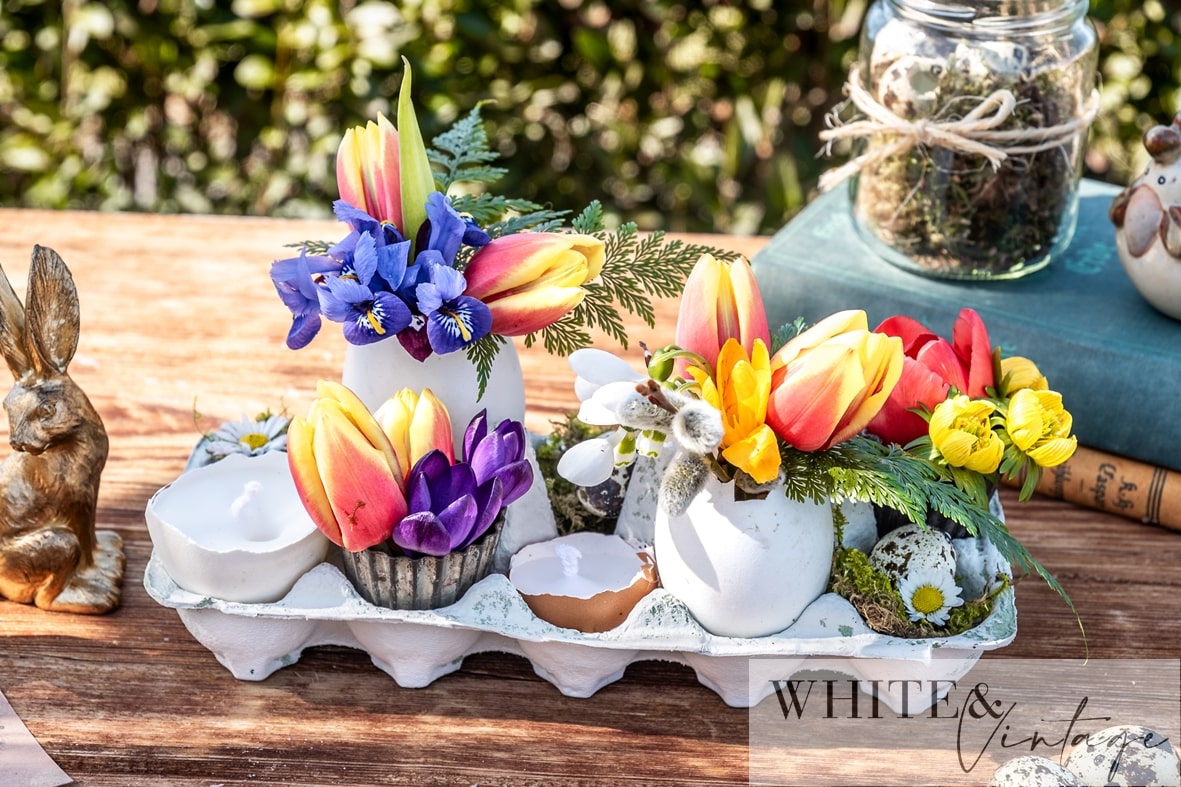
xmin=876 ymin=55 xmax=946 ymax=119
xmin=1064 ymin=725 xmax=1181 ymax=786
xmin=868 ymin=523 xmax=956 ymax=583
xmin=989 ymin=755 xmax=1084 ymax=787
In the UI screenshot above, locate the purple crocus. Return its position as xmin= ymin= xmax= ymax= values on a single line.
xmin=392 ymin=450 xmax=504 ymax=558
xmin=391 ymin=411 xmax=533 ymax=558
xmin=463 ymin=410 xmax=533 ymax=507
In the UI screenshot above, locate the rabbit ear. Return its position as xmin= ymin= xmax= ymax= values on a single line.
xmin=0 ymin=261 xmax=31 ymax=378
xmin=24 ymin=246 xmax=80 ymax=376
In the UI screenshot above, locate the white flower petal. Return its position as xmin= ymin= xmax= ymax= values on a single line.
xmin=557 ymin=438 xmax=617 ymax=486
xmin=897 ymin=566 xmax=964 ymax=626
xmin=569 ymin=348 xmax=643 ymax=385
xmin=577 ymin=398 xmax=622 ymax=426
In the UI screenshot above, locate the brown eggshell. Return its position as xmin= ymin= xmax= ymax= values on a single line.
xmin=509 ymin=533 xmax=659 ymax=634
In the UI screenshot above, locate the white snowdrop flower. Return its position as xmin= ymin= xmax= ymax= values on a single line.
xmin=557 ymin=433 xmax=620 ymax=486
xmin=898 ymin=568 xmax=965 ymax=626
xmin=569 ymin=348 xmax=644 ymax=403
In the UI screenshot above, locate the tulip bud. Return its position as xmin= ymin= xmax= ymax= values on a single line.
xmin=675 ymin=254 xmax=771 ymax=371
xmin=374 ymin=387 xmax=455 ymax=476
xmin=462 ymin=233 xmax=606 ymax=336
xmin=287 ymin=381 xmax=408 ymax=551
xmin=336 ymin=114 xmax=402 ymax=229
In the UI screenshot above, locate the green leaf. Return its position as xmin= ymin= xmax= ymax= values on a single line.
xmin=397 ymin=58 xmax=436 ymax=251
xmin=464 ymin=333 xmax=508 ymax=400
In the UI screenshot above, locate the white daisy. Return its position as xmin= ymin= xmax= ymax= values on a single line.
xmin=206 ymin=413 xmax=289 ymax=459
xmin=897 ymin=568 xmax=964 ymax=626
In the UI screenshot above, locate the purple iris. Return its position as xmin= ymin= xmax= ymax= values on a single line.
xmin=416 ymin=264 xmax=493 ymax=355
xmin=391 ymin=411 xmax=533 ymax=558
xmin=270 ymin=249 xmax=340 ymax=350
xmin=317 ymin=232 xmax=413 ymax=344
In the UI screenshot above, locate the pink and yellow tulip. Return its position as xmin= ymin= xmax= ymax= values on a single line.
xmin=335 ymin=61 xmax=436 ymax=244
xmin=675 ymin=254 xmax=770 ymax=371
xmin=287 ymin=380 xmax=407 ymax=551
xmin=374 ymin=387 xmax=455 ymax=473
xmin=766 ymin=310 xmax=903 ymax=451
xmin=461 ymin=232 xmax=606 ymax=335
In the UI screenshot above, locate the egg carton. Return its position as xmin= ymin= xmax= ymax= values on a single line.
xmin=143 ymin=546 xmax=1016 ymax=710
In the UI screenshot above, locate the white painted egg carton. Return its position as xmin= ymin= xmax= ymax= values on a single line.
xmin=143 ymin=544 xmax=1016 ymax=710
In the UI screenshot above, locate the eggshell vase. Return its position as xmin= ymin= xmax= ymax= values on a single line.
xmin=144 ymin=451 xmax=331 ymax=604
xmin=339 ymin=518 xmax=503 ymax=610
xmin=340 ymin=340 xmax=557 ymax=567
xmin=654 ymin=475 xmax=834 ymax=638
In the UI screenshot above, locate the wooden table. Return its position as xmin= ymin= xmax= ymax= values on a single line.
xmin=0 ymin=209 xmax=1176 ymax=786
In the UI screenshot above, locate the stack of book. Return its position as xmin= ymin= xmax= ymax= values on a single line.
xmin=751 ymin=179 xmax=1180 ymax=531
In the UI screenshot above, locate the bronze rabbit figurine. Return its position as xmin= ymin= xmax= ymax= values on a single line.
xmin=0 ymin=246 xmax=123 ymax=613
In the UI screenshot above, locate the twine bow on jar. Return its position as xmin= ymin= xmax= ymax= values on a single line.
xmin=818 ymin=65 xmax=1101 ymax=193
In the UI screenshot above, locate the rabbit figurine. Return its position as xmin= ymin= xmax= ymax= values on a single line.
xmin=0 ymin=246 xmax=123 ymax=613
xmin=1109 ymin=111 xmax=1181 ymax=321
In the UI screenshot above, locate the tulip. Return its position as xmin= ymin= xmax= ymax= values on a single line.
xmin=866 ymin=308 xmax=995 ymax=446
xmin=766 ymin=311 xmax=904 ymax=451
xmin=461 ymin=232 xmax=606 ymax=335
xmin=334 ymin=61 xmax=436 ymax=246
xmin=287 ymin=380 xmax=407 ymax=551
xmin=928 ymin=395 xmax=1004 ymax=474
xmin=688 ymin=338 xmax=780 ymax=483
xmin=1005 ymin=389 xmax=1077 ymax=467
xmin=374 ymin=388 xmax=455 ymax=475
xmin=675 ymin=254 xmax=771 ymax=371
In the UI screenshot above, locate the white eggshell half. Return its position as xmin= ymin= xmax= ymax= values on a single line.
xmin=1065 ymin=725 xmax=1181 ymax=787
xmin=989 ymin=755 xmax=1083 ymax=787
xmin=510 ymin=532 xmax=657 ymax=633
xmin=145 ymin=451 xmax=330 ymax=603
xmin=869 ymin=523 xmax=957 ymax=583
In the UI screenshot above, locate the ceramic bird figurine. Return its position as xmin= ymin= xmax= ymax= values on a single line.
xmin=0 ymin=246 xmax=124 ymax=613
xmin=1110 ymin=111 xmax=1181 ymax=321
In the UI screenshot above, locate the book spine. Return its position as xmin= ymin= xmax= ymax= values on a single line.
xmin=1002 ymin=445 xmax=1181 ymax=532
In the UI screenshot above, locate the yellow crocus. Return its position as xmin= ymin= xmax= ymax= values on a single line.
xmin=689 ymin=338 xmax=780 ymax=483
xmin=928 ymin=395 xmax=1004 ymax=474
xmin=1005 ymin=388 xmax=1077 ymax=468
xmin=1000 ymin=356 xmax=1049 ymax=392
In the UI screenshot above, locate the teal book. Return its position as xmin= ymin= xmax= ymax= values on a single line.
xmin=750 ymin=179 xmax=1181 ymax=472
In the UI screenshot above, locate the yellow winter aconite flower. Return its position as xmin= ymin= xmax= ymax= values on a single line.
xmin=1005 ymin=388 xmax=1077 ymax=467
xmin=689 ymin=338 xmax=780 ymax=484
xmin=999 ymin=356 xmax=1049 ymax=392
xmin=928 ymin=395 xmax=1004 ymax=474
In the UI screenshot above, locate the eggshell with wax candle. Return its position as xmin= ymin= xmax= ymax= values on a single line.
xmin=509 ymin=532 xmax=658 ymax=633
xmin=145 ymin=451 xmax=331 ymax=603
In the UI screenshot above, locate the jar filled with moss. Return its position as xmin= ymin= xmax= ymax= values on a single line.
xmin=826 ymin=0 xmax=1098 ymax=280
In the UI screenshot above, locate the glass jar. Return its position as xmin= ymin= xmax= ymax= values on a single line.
xmin=848 ymin=0 xmax=1098 ymax=280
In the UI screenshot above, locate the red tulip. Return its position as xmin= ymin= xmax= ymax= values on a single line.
xmin=866 ymin=309 xmax=996 ymax=446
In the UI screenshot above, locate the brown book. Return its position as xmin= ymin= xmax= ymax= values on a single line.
xmin=1002 ymin=445 xmax=1181 ymax=532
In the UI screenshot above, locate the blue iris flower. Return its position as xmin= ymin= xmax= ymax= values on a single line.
xmin=270 ymin=249 xmax=340 ymax=350
xmin=318 ymin=232 xmax=413 ymax=344
xmin=416 ymin=264 xmax=492 ymax=354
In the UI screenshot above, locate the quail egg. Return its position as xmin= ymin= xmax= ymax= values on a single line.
xmin=1064 ymin=725 xmax=1181 ymax=787
xmin=989 ymin=755 xmax=1084 ymax=787
xmin=869 ymin=523 xmax=956 ymax=583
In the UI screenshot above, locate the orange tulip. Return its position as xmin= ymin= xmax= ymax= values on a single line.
xmin=287 ymin=381 xmax=407 ymax=551
xmin=766 ymin=311 xmax=903 ymax=451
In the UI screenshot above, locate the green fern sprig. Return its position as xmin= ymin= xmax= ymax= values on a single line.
xmin=464 ymin=333 xmax=509 ymax=401
xmin=286 ymin=239 xmax=334 ymax=255
xmin=429 ymin=104 xmax=504 ymax=191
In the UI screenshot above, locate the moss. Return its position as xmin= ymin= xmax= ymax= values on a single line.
xmin=828 ymin=546 xmax=1007 ymax=638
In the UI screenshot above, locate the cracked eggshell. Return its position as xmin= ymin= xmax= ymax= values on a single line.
xmin=869 ymin=523 xmax=957 ymax=583
xmin=1065 ymin=725 xmax=1181 ymax=787
xmin=145 ymin=452 xmax=331 ymax=604
xmin=876 ymin=55 xmax=947 ymax=119
xmin=509 ymin=532 xmax=658 ymax=633
xmin=989 ymin=755 xmax=1083 ymax=787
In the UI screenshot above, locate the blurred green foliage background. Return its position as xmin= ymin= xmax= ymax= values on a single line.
xmin=0 ymin=0 xmax=1177 ymax=234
